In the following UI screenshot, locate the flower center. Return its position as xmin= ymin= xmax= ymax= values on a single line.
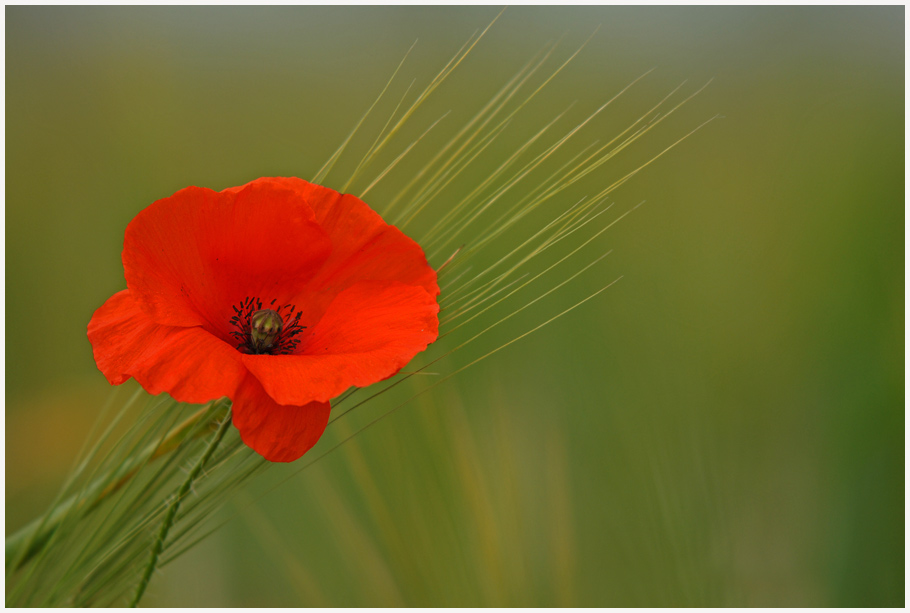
xmin=229 ymin=297 xmax=305 ymax=355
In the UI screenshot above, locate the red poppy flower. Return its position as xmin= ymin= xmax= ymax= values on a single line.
xmin=87 ymin=177 xmax=440 ymax=462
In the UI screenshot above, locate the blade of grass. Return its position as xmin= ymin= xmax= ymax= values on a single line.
xmin=128 ymin=409 xmax=233 ymax=607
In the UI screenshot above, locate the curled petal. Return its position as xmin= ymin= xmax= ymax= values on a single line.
xmin=231 ymin=374 xmax=331 ymax=462
xmin=123 ymin=181 xmax=332 ymax=336
xmin=243 ymin=280 xmax=439 ymax=405
xmin=87 ymin=289 xmax=246 ymax=404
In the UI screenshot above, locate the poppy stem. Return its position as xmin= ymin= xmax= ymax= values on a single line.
xmin=129 ymin=409 xmax=233 ymax=608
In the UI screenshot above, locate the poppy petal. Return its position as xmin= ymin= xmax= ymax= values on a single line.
xmin=123 ymin=181 xmax=332 ymax=337
xmin=242 ymin=280 xmax=439 ymax=405
xmin=231 ymin=373 xmax=331 ymax=462
xmin=87 ymin=289 xmax=246 ymax=404
xmin=225 ymin=178 xmax=439 ymax=329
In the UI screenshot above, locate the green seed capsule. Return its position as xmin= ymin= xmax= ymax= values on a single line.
xmin=249 ymin=309 xmax=284 ymax=354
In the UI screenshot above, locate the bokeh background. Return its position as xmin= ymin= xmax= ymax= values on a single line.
xmin=6 ymin=6 xmax=903 ymax=607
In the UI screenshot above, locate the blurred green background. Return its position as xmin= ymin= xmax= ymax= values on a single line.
xmin=6 ymin=6 xmax=903 ymax=606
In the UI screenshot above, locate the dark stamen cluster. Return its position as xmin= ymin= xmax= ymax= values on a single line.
xmin=229 ymin=297 xmax=306 ymax=355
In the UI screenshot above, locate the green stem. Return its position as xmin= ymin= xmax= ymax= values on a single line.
xmin=5 ymin=403 xmax=225 ymax=572
xmin=129 ymin=410 xmax=232 ymax=608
